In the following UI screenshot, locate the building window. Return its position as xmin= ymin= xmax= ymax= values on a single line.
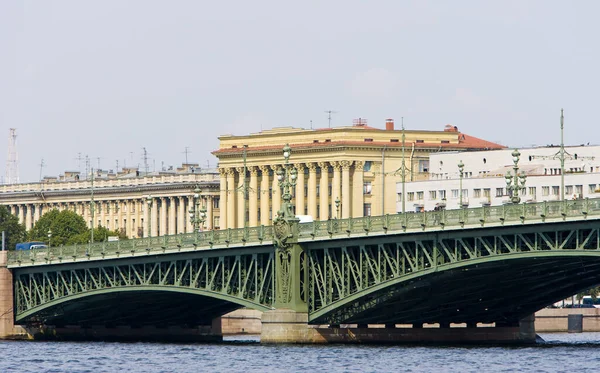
xmin=496 ymin=188 xmax=504 ymax=197
xmin=416 ymin=139 xmax=424 ymax=143
xmin=363 ymin=182 xmax=372 ymax=194
xmin=397 ymin=193 xmax=402 ymax=202
xmin=439 ymin=190 xmax=446 ymax=199
xmin=462 ymin=189 xmax=468 ymax=198
xmin=589 ymin=184 xmax=597 ymax=193
xmin=542 ymin=186 xmax=549 ymax=196
xmin=316 ymin=185 xmax=320 ymax=197
xmin=418 ymin=160 xmax=429 ymax=173
xmin=451 ymin=189 xmax=459 ymax=199
xmin=364 ymin=161 xmax=372 ymax=171
xmin=483 ymin=188 xmax=491 ymax=198
xmin=213 ymin=217 xmax=220 ymax=229
xmin=363 ymin=203 xmax=372 ymax=216
xmin=364 ymin=138 xmax=373 ymax=142
xmin=429 ymin=190 xmax=437 ymax=200
xmin=528 ymin=187 xmax=536 ymax=197
xmin=328 ymin=185 xmax=332 ymax=196
xmin=473 ymin=189 xmax=481 ymax=198
xmin=552 ymin=186 xmax=560 ymax=196
xmin=416 ymin=191 xmax=424 ymax=200
xmin=407 ymin=192 xmax=415 ymax=201
xmin=576 ymin=185 xmax=583 ymax=196
xmin=316 ymin=205 xmax=320 ymax=219
xmin=566 ymin=186 xmax=573 ymax=195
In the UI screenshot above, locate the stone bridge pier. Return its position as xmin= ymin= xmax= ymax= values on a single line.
xmin=0 ymin=251 xmax=29 ymax=339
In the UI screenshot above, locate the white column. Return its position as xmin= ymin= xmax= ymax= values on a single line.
xmin=33 ymin=203 xmax=41 ymax=224
xmin=249 ymin=167 xmax=258 ymax=227
xmin=25 ymin=204 xmax=32 ymax=230
xmin=259 ymin=165 xmax=270 ymax=225
xmin=159 ymin=197 xmax=167 ymax=236
xmin=151 ymin=198 xmax=158 ymax=237
xmin=318 ymin=161 xmax=329 ymax=220
xmin=271 ymin=165 xmax=281 ymax=219
xmin=295 ymin=164 xmax=305 ymax=216
xmin=226 ymin=169 xmax=236 ymax=229
xmin=341 ymin=160 xmax=353 ymax=219
xmin=236 ymin=166 xmax=245 ymax=229
xmin=219 ymin=168 xmax=227 ymax=230
xmin=177 ymin=196 xmax=185 ymax=234
xmin=206 ymin=196 xmax=213 ymax=230
xmin=18 ymin=205 xmax=25 ymax=225
xmin=332 ymin=162 xmax=341 ymax=219
xmin=352 ymin=161 xmax=365 ymax=218
xmin=307 ymin=163 xmax=318 ymax=219
xmin=168 ymin=197 xmax=176 ymax=235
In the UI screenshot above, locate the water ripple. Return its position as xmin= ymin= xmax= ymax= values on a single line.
xmin=1 ymin=333 xmax=599 ymax=372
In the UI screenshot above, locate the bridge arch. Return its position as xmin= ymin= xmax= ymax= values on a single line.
xmin=13 ymin=252 xmax=275 ymax=326
xmin=17 ymin=286 xmax=272 ymax=326
xmin=307 ymin=222 xmax=600 ymax=325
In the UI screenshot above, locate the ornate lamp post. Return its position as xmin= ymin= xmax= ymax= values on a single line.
xmin=199 ymin=206 xmax=207 ymax=231
xmin=335 ymin=197 xmax=340 ymax=219
xmin=505 ymin=149 xmax=527 ymax=204
xmin=276 ymin=144 xmax=297 ymax=219
xmin=458 ymin=160 xmax=464 ymax=208
xmin=146 ymin=195 xmax=153 ymax=237
xmin=47 ymin=228 xmax=52 ymax=248
xmin=189 ymin=185 xmax=202 ymax=233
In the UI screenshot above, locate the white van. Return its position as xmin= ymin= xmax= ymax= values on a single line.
xmin=295 ymin=215 xmax=314 ymax=223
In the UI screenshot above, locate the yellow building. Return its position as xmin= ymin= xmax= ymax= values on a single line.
xmin=213 ymin=120 xmax=504 ymax=229
xmin=0 ymin=165 xmax=221 ymax=237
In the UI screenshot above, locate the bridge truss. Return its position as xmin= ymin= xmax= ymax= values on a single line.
xmin=307 ymin=220 xmax=600 ymax=325
xmin=14 ymin=248 xmax=274 ymax=326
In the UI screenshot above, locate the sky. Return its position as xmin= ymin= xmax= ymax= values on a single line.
xmin=1 ymin=0 xmax=599 ymax=183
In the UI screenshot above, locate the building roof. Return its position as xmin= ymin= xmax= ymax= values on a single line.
xmin=213 ymin=130 xmax=505 ymax=155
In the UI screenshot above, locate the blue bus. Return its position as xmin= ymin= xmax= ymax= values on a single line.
xmin=15 ymin=242 xmax=47 ymax=251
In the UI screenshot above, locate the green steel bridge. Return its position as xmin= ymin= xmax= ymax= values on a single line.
xmin=8 ymin=198 xmax=600 ymax=331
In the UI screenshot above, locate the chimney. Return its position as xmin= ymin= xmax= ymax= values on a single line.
xmin=385 ymin=118 xmax=394 ymax=131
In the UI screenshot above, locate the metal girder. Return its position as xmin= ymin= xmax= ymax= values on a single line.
xmin=14 ymin=250 xmax=274 ymax=323
xmin=307 ymin=220 xmax=600 ymax=324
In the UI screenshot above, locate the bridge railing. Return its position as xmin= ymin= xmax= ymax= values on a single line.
xmin=8 ymin=198 xmax=600 ymax=265
xmin=8 ymin=224 xmax=276 ymax=265
xmin=296 ymin=198 xmax=600 ymax=239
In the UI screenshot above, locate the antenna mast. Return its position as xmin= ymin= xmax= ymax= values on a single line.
xmin=39 ymin=159 xmax=45 ymax=182
xmin=324 ymin=110 xmax=338 ymax=128
xmin=142 ymin=147 xmax=149 ymax=174
xmin=183 ymin=147 xmax=191 ymax=164
xmin=5 ymin=128 xmax=19 ymax=184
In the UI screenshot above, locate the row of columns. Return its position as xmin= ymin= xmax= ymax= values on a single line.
xmin=219 ymin=160 xmax=365 ymax=229
xmin=4 ymin=195 xmax=216 ymax=238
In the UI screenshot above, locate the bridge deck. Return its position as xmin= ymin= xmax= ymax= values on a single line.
xmin=8 ymin=198 xmax=600 ymax=268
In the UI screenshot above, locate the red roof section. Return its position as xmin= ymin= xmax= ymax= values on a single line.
xmin=213 ymin=132 xmax=505 ymax=155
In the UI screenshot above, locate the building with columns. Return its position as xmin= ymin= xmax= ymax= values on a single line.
xmin=212 ymin=120 xmax=504 ymax=229
xmin=0 ymin=166 xmax=221 ymax=238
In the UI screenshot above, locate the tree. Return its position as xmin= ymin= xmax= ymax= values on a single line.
xmin=0 ymin=205 xmax=26 ymax=250
xmin=70 ymin=225 xmax=127 ymax=244
xmin=29 ymin=209 xmax=88 ymax=246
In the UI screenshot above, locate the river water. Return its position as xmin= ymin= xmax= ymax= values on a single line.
xmin=1 ymin=333 xmax=598 ymax=372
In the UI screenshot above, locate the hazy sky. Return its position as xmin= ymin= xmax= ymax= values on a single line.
xmin=2 ymin=1 xmax=599 ymax=183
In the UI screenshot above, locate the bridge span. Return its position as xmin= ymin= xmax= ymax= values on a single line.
xmin=2 ymin=198 xmax=600 ymax=343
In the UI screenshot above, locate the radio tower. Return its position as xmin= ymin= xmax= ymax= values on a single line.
xmin=5 ymin=129 xmax=19 ymax=184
